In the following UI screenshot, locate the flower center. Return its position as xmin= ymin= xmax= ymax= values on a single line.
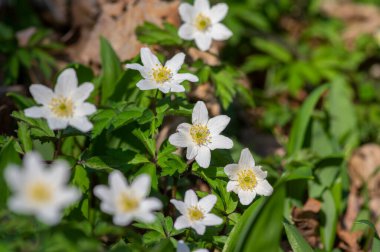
xmin=187 ymin=206 xmax=204 ymax=221
xmin=117 ymin=193 xmax=139 ymax=213
xmin=152 ymin=66 xmax=172 ymax=84
xmin=237 ymin=169 xmax=257 ymax=191
xmin=195 ymin=13 xmax=211 ymax=31
xmin=190 ymin=124 xmax=211 ymax=145
xmin=28 ymin=182 xmax=52 ymax=203
xmin=49 ymin=96 xmax=74 ymax=118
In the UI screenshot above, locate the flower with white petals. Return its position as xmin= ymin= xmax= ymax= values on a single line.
xmin=125 ymin=47 xmax=198 ymax=93
xmin=4 ymin=152 xmax=81 ymax=225
xmin=224 ymin=148 xmax=273 ymax=205
xmin=24 ymin=68 xmax=96 ymax=132
xmin=177 ymin=240 xmax=208 ymax=252
xmin=94 ymin=171 xmax=162 ymax=226
xmin=169 ymin=101 xmax=233 ymax=168
xmin=171 ymin=189 xmax=222 ymax=235
xmin=178 ymin=0 xmax=232 ymax=51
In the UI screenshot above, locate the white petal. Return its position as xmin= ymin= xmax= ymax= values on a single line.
xmin=136 ymin=79 xmax=157 ymax=90
xmin=224 ymin=164 xmax=239 ymax=180
xmin=169 ymin=84 xmax=186 ymax=93
xmin=100 ymin=202 xmax=115 ymax=214
xmin=177 ymin=241 xmax=191 ymax=252
xmin=8 ymin=196 xmax=33 ymax=214
xmin=178 ymin=24 xmax=195 ymax=40
xmin=29 ymin=84 xmax=54 ymax=105
xmin=140 ymin=198 xmax=162 ymax=211
xmin=186 ymin=144 xmax=199 ymax=160
xmin=239 ymin=148 xmax=255 ymax=168
xmin=202 ymin=213 xmax=223 ymax=226
xmin=226 ymin=181 xmax=239 ymax=193
xmin=140 ymin=47 xmax=161 ymax=69
xmin=238 ymin=190 xmax=256 ymax=205
xmin=72 ymin=83 xmax=94 ymax=103
xmin=184 ymin=189 xmax=198 ymax=206
xmin=192 ymin=101 xmax=208 ymax=125
xmin=113 ymin=213 xmax=134 ymax=226
xmin=109 ymin=171 xmax=128 ymax=192
xmin=47 ymin=117 xmax=68 ymax=130
xmin=195 ymin=146 xmax=211 ymax=168
xmin=211 ymin=23 xmax=232 ymax=41
xmin=37 ymin=207 xmax=62 ymax=225
xmin=194 ymin=33 xmax=212 ymax=51
xmin=169 ymin=133 xmax=190 ymax=148
xmin=173 ymin=73 xmax=199 ymax=83
xmin=135 ymin=212 xmax=156 ymax=223
xmin=255 ymin=180 xmax=273 ymax=196
xmin=56 ymin=187 xmax=81 ymax=206
xmin=125 ymin=63 xmax=150 ymax=79
xmin=158 ymin=84 xmax=171 ymax=94
xmin=177 ymin=123 xmax=192 ymax=134
xmin=24 ymin=152 xmax=45 ymax=179
xmin=49 ymin=160 xmax=70 ymax=184
xmin=208 ymin=135 xmax=233 ymax=150
xmin=170 ymin=199 xmax=187 ymax=215
xmin=165 ymin=53 xmax=185 ymax=73
xmin=131 ymin=174 xmax=151 ymax=198
xmin=55 ymin=68 xmax=78 ymax=96
xmin=252 ymin=166 xmax=268 ymax=180
xmin=194 ymin=0 xmax=210 ymax=12
xmin=174 ymin=215 xmax=191 ymax=230
xmin=179 ymin=3 xmax=194 ymax=23
xmin=69 ymin=117 xmax=93 ymax=132
xmin=210 ymin=3 xmax=228 ymax=23
xmin=75 ymin=103 xmax=96 ymax=117
xmin=93 ymin=185 xmax=111 ymax=201
xmin=4 ymin=165 xmax=22 ymax=191
xmin=24 ymin=106 xmax=47 ymax=118
xmin=198 ymin=194 xmax=217 ymax=213
xmin=191 ymin=222 xmax=206 ymax=235
xmin=207 ymin=115 xmax=230 ymax=135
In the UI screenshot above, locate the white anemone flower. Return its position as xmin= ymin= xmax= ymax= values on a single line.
xmin=171 ymin=189 xmax=222 ymax=235
xmin=24 ymin=68 xmax=96 ymax=132
xmin=224 ymin=148 xmax=273 ymax=205
xmin=178 ymin=0 xmax=232 ymax=51
xmin=94 ymin=171 xmax=162 ymax=226
xmin=169 ymin=101 xmax=233 ymax=168
xmin=4 ymin=152 xmax=81 ymax=225
xmin=177 ymin=240 xmax=208 ymax=252
xmin=125 ymin=47 xmax=198 ymax=93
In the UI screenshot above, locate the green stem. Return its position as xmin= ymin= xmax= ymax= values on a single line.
xmin=53 ymin=130 xmax=62 ymax=158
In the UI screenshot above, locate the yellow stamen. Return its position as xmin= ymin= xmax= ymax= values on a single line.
xmin=237 ymin=169 xmax=257 ymax=191
xmin=190 ymin=124 xmax=211 ymax=145
xmin=152 ymin=66 xmax=172 ymax=84
xmin=117 ymin=193 xmax=139 ymax=213
xmin=187 ymin=206 xmax=204 ymax=221
xmin=195 ymin=13 xmax=211 ymax=32
xmin=49 ymin=96 xmax=74 ymax=118
xmin=28 ymin=182 xmax=52 ymax=203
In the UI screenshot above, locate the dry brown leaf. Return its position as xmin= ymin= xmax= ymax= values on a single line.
xmin=292 ymin=198 xmax=321 ymax=247
xmin=320 ymin=0 xmax=380 ymax=48
xmin=66 ymin=0 xmax=180 ymax=67
xmin=337 ymin=223 xmax=362 ymax=252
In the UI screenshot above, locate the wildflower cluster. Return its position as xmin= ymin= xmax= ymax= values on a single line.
xmin=3 ymin=0 xmax=273 ymax=251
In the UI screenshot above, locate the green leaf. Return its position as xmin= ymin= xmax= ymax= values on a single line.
xmin=287 ymin=84 xmax=329 ymax=155
xmin=132 ymin=129 xmax=156 ymax=157
xmin=99 ymin=37 xmax=122 ymax=104
xmin=223 ymin=185 xmax=285 ymax=252
xmin=0 ymin=138 xmax=21 ymax=207
xmin=283 ymin=221 xmax=313 ymax=252
xmin=356 ymin=220 xmax=380 ymax=251
xmin=17 ymin=122 xmax=33 ymax=153
xmin=320 ymin=189 xmax=337 ymax=251
xmin=211 ymin=66 xmax=238 ymax=110
xmin=136 ymin=22 xmax=182 ymax=46
xmin=251 ymin=38 xmax=292 ymax=63
xmin=7 ymin=92 xmax=35 ymax=109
